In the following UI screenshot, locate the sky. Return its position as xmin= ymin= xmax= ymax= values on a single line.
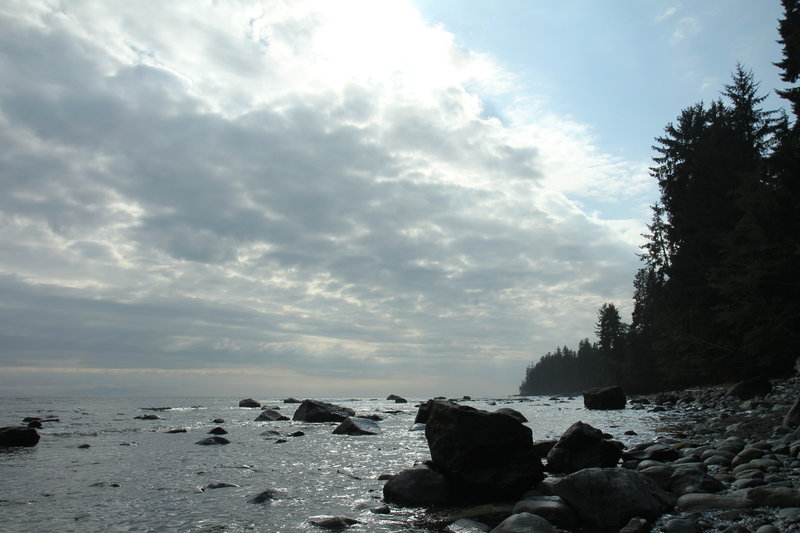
xmin=0 ymin=1 xmax=789 ymax=398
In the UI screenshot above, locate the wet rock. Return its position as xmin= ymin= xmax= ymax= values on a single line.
xmin=255 ymin=409 xmax=289 ymax=422
xmin=675 ymin=493 xmax=751 ymax=511
xmin=745 ymin=485 xmax=800 ymax=507
xmin=358 ymin=414 xmax=383 ymax=421
xmin=332 ymin=417 xmax=380 ymax=435
xmin=387 ymin=394 xmax=407 ymax=403
xmin=134 ymin=414 xmax=161 ymax=420
xmin=212 ymin=418 xmax=225 ymax=424
xmin=195 ymin=436 xmax=230 ymax=445
xmin=668 ymin=463 xmax=725 ymax=495
xmin=165 ymin=428 xmax=187 ymax=433
xmin=583 ymin=386 xmax=626 ymax=410
xmin=78 ymin=443 xmax=91 ymax=449
xmin=425 ymin=400 xmax=544 ymax=502
xmin=249 ymin=488 xmax=279 ymax=503
xmin=0 ymin=426 xmax=40 ymax=447
xmin=289 ymin=431 xmax=305 ymax=437
xmin=511 ymin=498 xmax=577 ymax=529
xmin=308 ymin=516 xmax=359 ymax=529
xmin=27 ymin=419 xmax=42 ymax=429
xmin=205 ymin=482 xmax=239 ymax=489
xmin=292 ymin=400 xmax=355 ymax=423
xmin=208 ymin=427 xmax=228 ymax=435
xmin=239 ymin=398 xmax=261 ymax=408
xmin=553 ymin=467 xmax=675 ymax=528
xmin=283 ymin=397 xmax=301 ymax=403
xmin=382 ymin=465 xmax=452 ymax=507
xmin=546 ymin=421 xmax=624 ymax=474
xmin=448 ymin=518 xmax=491 ymax=532
xmin=489 ymin=512 xmax=555 ymax=533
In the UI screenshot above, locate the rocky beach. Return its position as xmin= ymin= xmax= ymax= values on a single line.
xmin=2 ymin=379 xmax=800 ymax=532
xmin=378 ymin=377 xmax=800 ymax=533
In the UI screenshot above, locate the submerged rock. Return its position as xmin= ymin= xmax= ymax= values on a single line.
xmin=208 ymin=427 xmax=228 ymax=435
xmin=255 ymin=409 xmax=289 ymax=422
xmin=249 ymin=488 xmax=280 ymax=503
xmin=292 ymin=399 xmax=355 ymax=423
xmin=196 ymin=436 xmax=230 ymax=445
xmin=308 ymin=516 xmax=359 ymax=529
xmin=0 ymin=426 xmax=40 ymax=447
xmin=332 ymin=417 xmax=380 ymax=435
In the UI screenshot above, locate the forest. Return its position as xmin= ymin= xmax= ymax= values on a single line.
xmin=520 ymin=0 xmax=800 ymax=395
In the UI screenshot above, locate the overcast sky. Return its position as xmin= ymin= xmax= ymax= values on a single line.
xmin=0 ymin=1 xmax=788 ymax=397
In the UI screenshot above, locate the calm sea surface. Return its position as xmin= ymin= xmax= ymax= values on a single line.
xmin=0 ymin=396 xmax=666 ymax=532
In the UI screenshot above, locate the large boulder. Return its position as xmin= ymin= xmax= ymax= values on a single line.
xmin=425 ymin=400 xmax=544 ymax=502
xmin=0 ymin=426 xmax=40 ymax=447
xmin=333 ymin=417 xmax=380 ymax=435
xmin=554 ymin=467 xmax=675 ymax=528
xmin=583 ymin=386 xmax=626 ymax=410
xmin=292 ymin=399 xmax=355 ymax=423
xmin=239 ymin=398 xmax=261 ymax=408
xmin=546 ymin=421 xmax=624 ymax=474
xmin=727 ymin=377 xmax=772 ymax=400
xmin=383 ymin=465 xmax=452 ymax=507
xmin=415 ymin=399 xmax=435 ymax=424
xmin=387 ymin=394 xmax=408 ymax=403
xmin=255 ymin=409 xmax=289 ymax=422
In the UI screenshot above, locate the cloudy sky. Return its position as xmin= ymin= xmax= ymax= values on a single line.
xmin=0 ymin=1 xmax=787 ymax=397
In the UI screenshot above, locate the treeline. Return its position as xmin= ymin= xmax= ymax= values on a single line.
xmin=521 ymin=0 xmax=800 ymax=395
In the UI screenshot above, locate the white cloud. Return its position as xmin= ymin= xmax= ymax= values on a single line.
xmin=669 ymin=16 xmax=701 ymax=46
xmin=655 ymin=6 xmax=678 ymax=23
xmin=0 ymin=0 xmax=648 ymax=397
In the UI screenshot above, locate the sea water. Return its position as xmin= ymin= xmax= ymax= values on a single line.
xmin=0 ymin=396 xmax=665 ymax=532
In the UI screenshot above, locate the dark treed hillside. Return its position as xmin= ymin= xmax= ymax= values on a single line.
xmin=521 ymin=0 xmax=800 ymax=395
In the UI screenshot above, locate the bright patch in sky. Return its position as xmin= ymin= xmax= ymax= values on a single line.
xmin=0 ymin=0 xmax=787 ymax=397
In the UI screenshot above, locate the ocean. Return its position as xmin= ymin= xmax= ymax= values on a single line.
xmin=0 ymin=395 xmax=665 ymax=532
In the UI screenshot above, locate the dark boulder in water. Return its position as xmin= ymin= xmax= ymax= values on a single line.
xmin=283 ymin=397 xmax=301 ymax=403
xmin=212 ymin=418 xmax=225 ymax=424
xmin=387 ymin=394 xmax=407 ymax=403
xmin=249 ymin=488 xmax=280 ymax=503
xmin=292 ymin=399 xmax=355 ymax=423
xmin=583 ymin=386 xmax=626 ymax=410
xmin=196 ymin=436 xmax=230 ymax=445
xmin=165 ymin=428 xmax=187 ymax=434
xmin=333 ymin=417 xmax=380 ymax=435
xmin=239 ymin=398 xmax=261 ymax=408
xmin=308 ymin=516 xmax=359 ymax=529
xmin=0 ymin=426 xmax=40 ymax=447
xmin=134 ymin=414 xmax=161 ymax=420
xmin=414 ymin=399 xmax=435 ymax=424
xmin=255 ymin=409 xmax=289 ymax=422
xmin=208 ymin=427 xmax=228 ymax=435
xmin=425 ymin=400 xmax=544 ymax=502
xmin=546 ymin=421 xmax=624 ymax=474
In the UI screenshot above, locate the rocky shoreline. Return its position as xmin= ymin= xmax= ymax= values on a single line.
xmin=384 ymin=377 xmax=800 ymax=533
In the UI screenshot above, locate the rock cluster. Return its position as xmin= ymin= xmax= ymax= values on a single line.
xmin=384 ymin=377 xmax=800 ymax=533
